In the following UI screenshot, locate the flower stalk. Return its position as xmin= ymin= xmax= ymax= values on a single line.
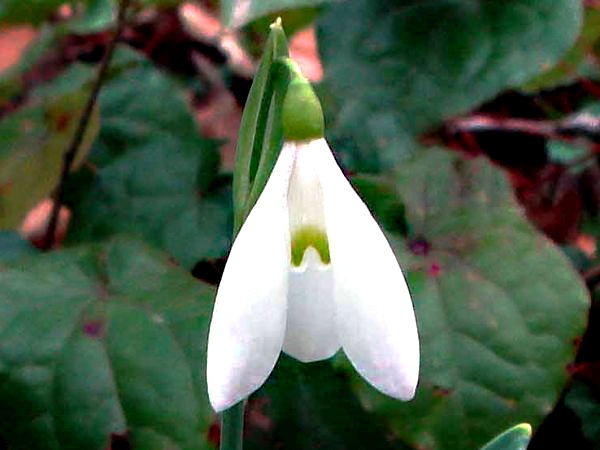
xmin=220 ymin=401 xmax=244 ymax=450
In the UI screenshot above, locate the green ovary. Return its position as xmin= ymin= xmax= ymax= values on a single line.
xmin=291 ymin=226 xmax=330 ymax=267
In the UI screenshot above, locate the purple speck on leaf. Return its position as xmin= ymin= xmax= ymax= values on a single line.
xmin=83 ymin=319 xmax=105 ymax=338
xmin=408 ymin=238 xmax=430 ymax=256
xmin=429 ymin=262 xmax=442 ymax=277
xmin=432 ymin=385 xmax=452 ymax=397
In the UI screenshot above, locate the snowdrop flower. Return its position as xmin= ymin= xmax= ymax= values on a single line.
xmin=207 ymin=64 xmax=419 ymax=412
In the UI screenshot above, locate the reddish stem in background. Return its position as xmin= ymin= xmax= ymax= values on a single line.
xmin=43 ymin=0 xmax=131 ymax=250
xmin=439 ymin=113 xmax=600 ymax=146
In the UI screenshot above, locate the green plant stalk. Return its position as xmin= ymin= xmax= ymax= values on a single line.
xmin=220 ymin=401 xmax=245 ymax=450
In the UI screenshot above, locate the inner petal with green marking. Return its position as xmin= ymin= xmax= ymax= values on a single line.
xmin=287 ymin=144 xmax=330 ymax=268
xmin=291 ymin=225 xmax=330 ymax=267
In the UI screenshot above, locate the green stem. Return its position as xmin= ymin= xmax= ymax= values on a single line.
xmin=220 ymin=401 xmax=245 ymax=450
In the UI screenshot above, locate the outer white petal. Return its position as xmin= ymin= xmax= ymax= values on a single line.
xmin=310 ymin=138 xmax=420 ymax=400
xmin=283 ymin=247 xmax=339 ymax=362
xmin=206 ymin=144 xmax=295 ymax=412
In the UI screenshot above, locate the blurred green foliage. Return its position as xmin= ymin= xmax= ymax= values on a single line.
xmin=0 ymin=0 xmax=66 ymax=24
xmin=524 ymin=8 xmax=600 ymax=92
xmin=351 ymin=150 xmax=588 ymax=449
xmin=0 ymin=231 xmax=36 ymax=262
xmin=0 ymin=68 xmax=99 ymax=228
xmin=318 ymin=0 xmax=582 ymax=171
xmin=220 ymin=0 xmax=331 ymax=28
xmin=0 ymin=238 xmax=216 ymax=450
xmin=64 ymin=49 xmax=231 ymax=269
xmin=247 ymin=354 xmax=411 ymax=450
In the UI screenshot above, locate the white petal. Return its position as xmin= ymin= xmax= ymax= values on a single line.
xmin=311 ymin=138 xmax=420 ymax=400
xmin=206 ymin=144 xmax=296 ymax=412
xmin=283 ymin=247 xmax=340 ymax=362
xmin=287 ymin=141 xmax=328 ymax=234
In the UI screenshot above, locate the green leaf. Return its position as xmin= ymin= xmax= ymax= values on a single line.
xmin=318 ymin=0 xmax=582 ymax=172
xmin=0 ymin=0 xmax=64 ymax=24
xmin=246 ymin=355 xmax=410 ymax=450
xmin=0 ymin=65 xmax=99 ymax=229
xmin=547 ymin=140 xmax=589 ymax=166
xmin=0 ymin=0 xmax=178 ymax=24
xmin=345 ymin=149 xmax=589 ymax=449
xmin=221 ymin=0 xmax=331 ymax=28
xmin=232 ymin=21 xmax=288 ymax=234
xmin=545 ymin=102 xmax=599 ymax=171
xmin=0 ymin=26 xmax=65 ymax=106
xmin=560 ymin=245 xmax=593 ymax=273
xmin=0 ymin=231 xmax=36 ymax=262
xmin=68 ymin=0 xmax=116 ymax=34
xmin=480 ymin=423 xmax=532 ymax=450
xmin=65 ymin=49 xmax=230 ymax=268
xmin=564 ymin=381 xmax=600 ymax=445
xmin=0 ymin=237 xmax=216 ymax=450
xmin=351 ymin=175 xmax=407 ymax=235
xmin=524 ymin=7 xmax=600 ymax=92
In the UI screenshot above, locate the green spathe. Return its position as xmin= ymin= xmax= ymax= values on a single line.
xmin=281 ymin=61 xmax=324 ymax=141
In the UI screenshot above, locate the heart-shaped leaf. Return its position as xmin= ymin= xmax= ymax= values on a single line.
xmin=349 ymin=149 xmax=589 ymax=449
xmin=0 ymin=237 xmax=216 ymax=450
xmin=318 ymin=0 xmax=582 ymax=171
xmin=65 ymin=50 xmax=230 ymax=268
